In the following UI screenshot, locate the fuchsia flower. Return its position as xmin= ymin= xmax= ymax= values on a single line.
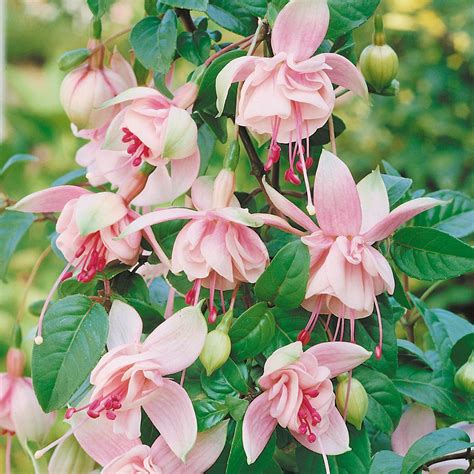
xmin=11 ymin=186 xmax=168 ymax=343
xmin=243 ymin=341 xmax=371 ymax=469
xmin=60 ymin=45 xmax=136 ymax=131
xmin=216 ymin=0 xmax=368 ymax=211
xmin=391 ymin=404 xmax=474 ymax=473
xmin=60 ymin=300 xmax=208 ymax=462
xmin=0 ymin=348 xmax=55 ymax=445
xmin=120 ymin=169 xmax=300 ymax=321
xmin=263 ymin=150 xmax=443 ymax=354
xmin=93 ymin=84 xmax=200 ymax=206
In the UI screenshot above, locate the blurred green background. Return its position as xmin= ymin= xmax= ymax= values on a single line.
xmin=0 ymin=0 xmax=472 ymax=471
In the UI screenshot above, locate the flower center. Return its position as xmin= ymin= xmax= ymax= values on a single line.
xmin=73 ymin=233 xmax=107 ymax=282
xmin=297 ymin=390 xmax=321 ymax=443
xmin=122 ymin=127 xmax=151 ymax=167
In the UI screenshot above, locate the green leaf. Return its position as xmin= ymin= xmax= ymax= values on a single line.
xmin=414 ymin=190 xmax=474 ymax=239
xmin=57 ymin=49 xmax=91 ymax=72
xmin=411 ymin=295 xmax=473 ymax=371
xmin=152 ymin=219 xmax=186 ymax=258
xmin=140 ymin=409 xmax=160 ymax=446
xmin=229 ymin=303 xmax=275 ymax=361
xmin=0 ymin=211 xmax=35 ymax=281
xmin=397 ymin=339 xmax=434 ymax=369
xmin=255 ymin=240 xmax=310 ymax=309
xmin=207 ymin=0 xmax=267 ymax=36
xmin=225 ymin=396 xmax=248 ymax=421
xmin=112 ymin=272 xmax=150 ymax=302
xmin=177 ymin=30 xmax=211 ymax=65
xmin=52 ymin=168 xmax=87 ymax=186
xmin=193 ymin=399 xmax=228 ymax=431
xmin=32 ymin=296 xmax=108 ymax=412
xmin=391 ymin=270 xmax=412 ymax=309
xmin=87 ymin=0 xmax=110 ymax=17
xmin=451 ymin=333 xmax=474 ymax=368
xmin=130 ymin=11 xmax=177 ymax=73
xmin=401 ymin=428 xmax=472 ymax=474
xmin=309 ymin=116 xmax=346 ymax=147
xmin=381 ymin=174 xmax=413 ymax=208
xmin=369 ymin=451 xmax=403 ymax=474
xmin=58 ymin=278 xmax=98 ymax=298
xmin=0 ymin=154 xmax=38 ymax=175
xmin=195 ymin=110 xmax=228 ymax=143
xmin=327 ymin=0 xmax=381 ymax=41
xmin=391 ymin=227 xmax=474 ymax=281
xmin=160 ymin=0 xmax=208 ymax=10
xmin=354 ymin=367 xmax=402 ymax=434
xmin=126 ymin=298 xmax=164 ymax=333
xmin=201 ymin=359 xmax=248 ymax=400
xmin=197 ymin=122 xmax=217 ymax=174
xmin=393 ymin=363 xmax=474 ymax=420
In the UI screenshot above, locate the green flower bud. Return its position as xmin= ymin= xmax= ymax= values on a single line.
xmin=336 ymin=373 xmax=368 ymax=430
xmin=359 ymin=15 xmax=399 ymax=93
xmin=200 ymin=310 xmax=233 ymax=376
xmin=454 ymin=353 xmax=474 ymax=395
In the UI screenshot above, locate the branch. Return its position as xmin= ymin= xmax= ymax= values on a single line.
xmin=423 ymin=448 xmax=472 ymax=469
xmin=176 ymin=8 xmax=196 ymax=32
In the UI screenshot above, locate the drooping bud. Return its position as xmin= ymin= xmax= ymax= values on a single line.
xmin=199 ymin=310 xmax=233 ymax=376
xmin=48 ymin=434 xmax=96 ymax=474
xmin=359 ymin=15 xmax=399 ymax=93
xmin=6 ymin=347 xmax=25 ymax=377
xmin=212 ymin=169 xmax=236 ymax=208
xmin=172 ymin=82 xmax=199 ymax=109
xmin=454 ymin=353 xmax=474 ymax=395
xmin=335 ymin=373 xmax=368 ymax=430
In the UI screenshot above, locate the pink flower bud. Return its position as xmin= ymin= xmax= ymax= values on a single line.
xmin=212 ymin=169 xmax=236 ymax=208
xmin=171 ymin=82 xmax=199 ymax=109
xmin=6 ymin=348 xmax=25 ymax=377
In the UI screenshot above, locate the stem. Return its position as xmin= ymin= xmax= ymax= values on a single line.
xmin=15 ymin=247 xmax=52 ymax=323
xmin=5 ymin=433 xmax=11 ymax=474
xmin=423 ymin=448 xmax=472 ymax=469
xmin=176 ymin=8 xmax=196 ymax=32
xmin=88 ymin=27 xmax=132 ymax=56
xmin=204 ymin=35 xmax=254 ymax=66
xmin=328 ymin=115 xmax=337 ymax=155
xmin=420 ymin=280 xmax=443 ymax=301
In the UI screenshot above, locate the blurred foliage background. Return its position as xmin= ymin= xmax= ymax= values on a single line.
xmin=0 ymin=0 xmax=472 ymax=471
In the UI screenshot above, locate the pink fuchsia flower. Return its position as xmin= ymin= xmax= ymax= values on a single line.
xmin=216 ymin=0 xmax=368 ymax=211
xmin=11 ymin=186 xmax=169 ymax=343
xmin=93 ymin=84 xmax=200 ymax=206
xmin=60 ymin=44 xmax=136 ymax=131
xmin=392 ymin=404 xmax=474 ymax=473
xmin=0 ymin=348 xmax=55 ymax=447
xmin=64 ymin=300 xmax=207 ymax=461
xmin=263 ymin=150 xmax=444 ymax=355
xmin=243 ymin=341 xmax=371 ymax=470
xmin=120 ymin=169 xmax=301 ymax=321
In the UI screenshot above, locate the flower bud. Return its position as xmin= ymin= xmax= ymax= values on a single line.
xmin=6 ymin=348 xmax=25 ymax=377
xmin=359 ymin=15 xmax=399 ymax=93
xmin=212 ymin=169 xmax=236 ymax=208
xmin=454 ymin=353 xmax=474 ymax=395
xmin=48 ymin=436 xmax=95 ymax=474
xmin=172 ymin=82 xmax=199 ymax=109
xmin=199 ymin=310 xmax=233 ymax=376
xmin=336 ymin=373 xmax=368 ymax=430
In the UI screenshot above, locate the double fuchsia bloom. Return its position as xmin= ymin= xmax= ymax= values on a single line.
xmin=97 ymin=84 xmax=200 ymax=206
xmin=243 ymin=341 xmax=371 ymax=469
xmin=0 ymin=348 xmax=55 ymax=445
xmin=62 ymin=300 xmax=208 ymax=462
xmin=216 ymin=0 xmax=368 ymax=212
xmin=263 ymin=150 xmax=444 ymax=354
xmin=120 ymin=169 xmax=301 ymax=321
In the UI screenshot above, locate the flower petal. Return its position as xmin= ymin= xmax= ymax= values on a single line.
xmin=191 ymin=176 xmax=216 ymax=211
xmin=323 ymin=53 xmax=369 ymax=100
xmin=75 ymin=192 xmax=128 ymax=236
xmin=253 ymin=213 xmax=305 ymax=235
xmin=263 ymin=342 xmax=303 ymax=377
xmin=263 ymin=178 xmax=319 ymax=232
xmin=162 ymin=106 xmax=198 ymax=160
xmin=9 ymin=186 xmax=90 ymax=213
xmin=361 ymin=197 xmax=445 ymax=244
xmin=272 ymin=0 xmax=329 ymax=62
xmin=151 ymin=421 xmax=229 ymax=473
xmin=99 ymin=86 xmax=165 ymax=109
xmin=306 ymin=342 xmax=371 ymax=377
xmin=391 ymin=404 xmax=436 ymax=456
xmin=48 ymin=435 xmax=96 ymax=474
xmin=211 ymin=207 xmax=264 ymax=227
xmin=357 ymin=168 xmax=390 ymax=234
xmin=107 ymin=300 xmax=143 ymax=349
xmin=314 ymin=150 xmax=362 ymax=236
xmin=243 ymin=392 xmax=278 ymax=464
xmin=144 ymin=304 xmax=207 ymax=375
xmin=143 ymin=379 xmax=197 ymax=462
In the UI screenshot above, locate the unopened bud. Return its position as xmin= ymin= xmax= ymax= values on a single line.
xmin=359 ymin=16 xmax=399 ymax=93
xmin=172 ymin=82 xmax=199 ymax=109
xmin=48 ymin=435 xmax=96 ymax=474
xmin=6 ymin=348 xmax=25 ymax=377
xmin=212 ymin=169 xmax=236 ymax=208
xmin=454 ymin=353 xmax=474 ymax=395
xmin=336 ymin=373 xmax=368 ymax=430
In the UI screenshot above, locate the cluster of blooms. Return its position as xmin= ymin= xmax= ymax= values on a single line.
xmin=4 ymin=0 xmax=451 ymax=472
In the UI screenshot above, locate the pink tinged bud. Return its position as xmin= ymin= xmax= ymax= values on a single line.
xmin=172 ymin=82 xmax=199 ymax=109
xmin=6 ymin=348 xmax=25 ymax=377
xmin=212 ymin=169 xmax=236 ymax=208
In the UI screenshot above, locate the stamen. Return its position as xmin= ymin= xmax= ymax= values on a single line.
xmin=208 ymin=272 xmax=218 ymax=324
xmin=374 ymin=297 xmax=383 ymax=359
xmin=297 ymin=329 xmax=311 ymax=345
xmin=121 ymin=127 xmax=151 ymax=166
xmin=220 ymin=289 xmax=226 ymax=314
xmin=5 ymin=432 xmax=11 ymax=474
xmin=164 ymin=287 xmax=176 ymax=319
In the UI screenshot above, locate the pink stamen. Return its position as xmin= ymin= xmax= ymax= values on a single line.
xmin=208 ymin=272 xmax=218 ymax=323
xmin=122 ymin=127 xmax=151 ymax=166
xmin=64 ymin=407 xmax=75 ymax=419
xmin=374 ymin=297 xmax=383 ymax=359
xmin=297 ymin=329 xmax=311 ymax=345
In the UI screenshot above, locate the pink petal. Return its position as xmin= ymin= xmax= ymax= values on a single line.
xmin=48 ymin=435 xmax=96 ymax=474
xmin=119 ymin=208 xmax=201 ymax=238
xmin=110 ymin=48 xmax=137 ymax=89
xmin=143 ymin=379 xmax=197 ymax=462
xmin=323 ymin=53 xmax=369 ymax=100
xmin=242 ymin=392 xmax=278 ymax=464
xmin=10 ymin=186 xmax=90 ymax=213
xmin=391 ymin=404 xmax=436 ymax=456
xmin=141 ymin=224 xmax=172 ymax=269
xmin=144 ymin=305 xmax=207 ymax=375
xmin=151 ymin=421 xmax=229 ymax=473
xmin=361 ymin=197 xmax=445 ymax=244
xmin=271 ymin=0 xmax=329 ymax=62
xmin=306 ymin=342 xmax=371 ymax=377
xmin=263 ymin=178 xmax=319 ymax=232
xmin=263 ymin=342 xmax=303 ymax=377
xmin=211 ymin=208 xmax=264 ymax=227
xmin=314 ymin=150 xmax=362 ymax=236
xmin=99 ymin=86 xmax=165 ymax=109
xmin=107 ymin=300 xmax=143 ymax=349
xmin=191 ymin=176 xmax=215 ymax=211
xmin=72 ymin=414 xmax=141 ymax=466
xmin=253 ymin=213 xmax=305 ymax=235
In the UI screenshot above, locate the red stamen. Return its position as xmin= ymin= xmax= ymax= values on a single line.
xmin=64 ymin=407 xmax=75 ymax=419
xmin=297 ymin=329 xmax=311 ymax=345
